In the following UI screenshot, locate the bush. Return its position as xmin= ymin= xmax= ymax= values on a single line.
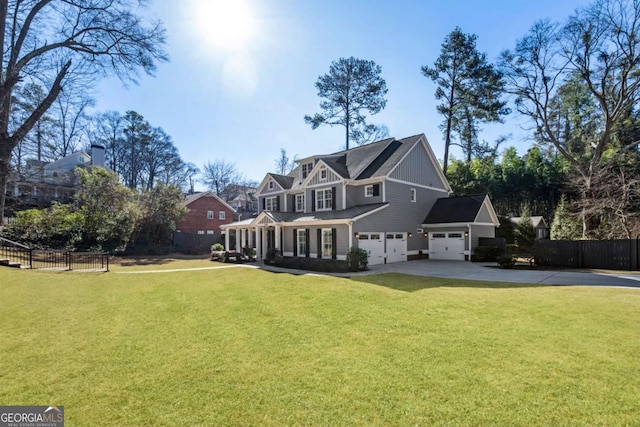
xmin=472 ymin=246 xmax=503 ymax=262
xmin=265 ymin=248 xmax=282 ymax=265
xmin=497 ymin=254 xmax=516 ymax=269
xmin=346 ymin=247 xmax=368 ymax=271
xmin=276 ymin=256 xmax=349 ymax=273
xmin=211 ymin=243 xmax=224 ymax=252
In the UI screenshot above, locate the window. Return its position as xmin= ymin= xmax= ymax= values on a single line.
xmin=297 ymin=229 xmax=307 ymax=257
xmin=449 ymin=233 xmax=462 ymax=238
xmin=302 ymin=162 xmax=313 ymax=178
xmin=410 ymin=188 xmax=417 ymax=202
xmin=322 ymin=229 xmax=332 ymax=258
xmin=78 ymin=155 xmax=84 ymax=163
xmin=207 ymin=230 xmax=214 ymax=235
xmin=319 ymin=168 xmax=327 ymax=181
xmin=432 ymin=233 xmax=446 ymax=238
xmin=197 ymin=230 xmax=205 ymax=235
xmin=295 ymin=194 xmax=305 ymax=212
xmin=265 ymin=197 xmax=277 ymax=211
xmin=268 ymin=181 xmax=274 ymax=190
xmin=207 ymin=210 xmax=214 ymax=219
xmin=365 ymin=185 xmax=374 ymax=197
xmin=316 ymin=188 xmax=333 ymax=211
xmin=358 ymin=234 xmax=369 ymax=240
xmin=218 ymin=211 xmax=226 ymax=220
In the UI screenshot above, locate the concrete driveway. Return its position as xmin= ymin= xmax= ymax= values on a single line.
xmin=364 ymin=259 xmax=640 ymax=288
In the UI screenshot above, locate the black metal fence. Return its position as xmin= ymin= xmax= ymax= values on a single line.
xmin=1 ymin=237 xmax=108 ymax=271
xmin=536 ymin=239 xmax=640 ymax=271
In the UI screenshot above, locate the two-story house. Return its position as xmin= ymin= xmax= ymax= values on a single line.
xmin=221 ymin=134 xmax=499 ymax=264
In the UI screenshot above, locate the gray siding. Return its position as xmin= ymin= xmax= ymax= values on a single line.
xmin=261 ymin=178 xmax=283 ymax=194
xmin=346 ymin=183 xmax=383 ymax=208
xmin=389 ymin=142 xmax=447 ymax=190
xmin=353 ymin=180 xmax=443 ymax=252
xmin=475 ymin=203 xmax=494 ymax=223
xmin=470 ymin=224 xmax=496 ymax=249
xmin=306 ymin=184 xmax=344 ymax=211
xmin=307 ymin=166 xmax=341 ymax=186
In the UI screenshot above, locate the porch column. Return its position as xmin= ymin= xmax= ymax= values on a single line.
xmin=256 ymin=227 xmax=262 ymax=261
xmin=240 ymin=229 xmax=246 ymax=251
xmin=224 ymin=229 xmax=230 ymax=251
xmin=248 ymin=228 xmax=254 ymax=248
xmin=275 ymin=225 xmax=281 ymax=250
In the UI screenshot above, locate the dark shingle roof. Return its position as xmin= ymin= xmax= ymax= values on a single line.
xmin=423 ymin=194 xmax=487 ymax=224
xmin=265 ymin=203 xmax=387 ymax=223
xmin=269 ymin=173 xmax=294 ymax=190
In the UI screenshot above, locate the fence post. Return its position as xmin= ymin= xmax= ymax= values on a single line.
xmin=67 ymin=251 xmax=72 ymax=271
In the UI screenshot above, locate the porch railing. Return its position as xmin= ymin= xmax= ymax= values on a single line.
xmin=0 ymin=237 xmax=32 ymax=267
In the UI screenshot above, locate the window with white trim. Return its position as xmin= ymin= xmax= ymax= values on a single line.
xmin=268 ymin=180 xmax=274 ymax=190
xmin=302 ymin=162 xmax=313 ymax=178
xmin=316 ymin=188 xmax=332 ymax=211
xmin=365 ymin=185 xmax=374 ymax=197
xmin=207 ymin=210 xmax=214 ymax=219
xmin=322 ymin=229 xmax=332 ymax=258
xmin=295 ymin=194 xmax=305 ymax=212
xmin=265 ymin=196 xmax=277 ymax=211
xmin=219 ymin=211 xmax=226 ymax=220
xmin=319 ymin=167 xmax=327 ymax=181
xmin=297 ymin=229 xmax=307 ymax=256
xmin=197 ymin=230 xmax=205 ymax=235
xmin=207 ymin=230 xmax=214 ymax=235
xmin=410 ymin=188 xmax=417 ymax=202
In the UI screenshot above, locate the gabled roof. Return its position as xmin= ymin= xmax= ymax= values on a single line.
xmin=510 ymin=216 xmax=547 ymax=228
xmin=423 ymin=194 xmax=498 ymax=225
xmin=256 ymin=173 xmax=293 ymax=194
xmin=184 ymin=191 xmax=236 ymax=212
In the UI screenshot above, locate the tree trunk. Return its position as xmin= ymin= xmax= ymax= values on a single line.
xmin=0 ymin=140 xmax=13 ymax=222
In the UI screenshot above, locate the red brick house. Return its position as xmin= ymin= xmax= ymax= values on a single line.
xmin=177 ymin=191 xmax=236 ymax=237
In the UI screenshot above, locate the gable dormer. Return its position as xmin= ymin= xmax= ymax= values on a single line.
xmin=302 ymin=159 xmax=345 ymax=187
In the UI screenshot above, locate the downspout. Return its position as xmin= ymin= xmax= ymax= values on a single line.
xmin=467 ymin=224 xmax=472 ymax=262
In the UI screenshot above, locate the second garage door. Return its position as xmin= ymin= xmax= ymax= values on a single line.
xmin=358 ymin=233 xmax=385 ymax=265
xmin=429 ymin=232 xmax=465 ymax=260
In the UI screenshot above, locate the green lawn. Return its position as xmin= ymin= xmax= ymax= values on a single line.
xmin=1 ymin=264 xmax=638 ymax=426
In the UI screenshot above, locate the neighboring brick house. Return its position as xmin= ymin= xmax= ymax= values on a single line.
xmin=177 ymin=191 xmax=236 ymax=237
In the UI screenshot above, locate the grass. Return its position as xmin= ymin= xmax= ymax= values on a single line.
xmin=1 ymin=261 xmax=639 ymax=426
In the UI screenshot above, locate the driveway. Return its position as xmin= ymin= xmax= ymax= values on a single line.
xmin=364 ymin=259 xmax=640 ymax=288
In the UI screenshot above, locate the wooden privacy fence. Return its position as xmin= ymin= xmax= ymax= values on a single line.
xmin=536 ymin=239 xmax=640 ymax=271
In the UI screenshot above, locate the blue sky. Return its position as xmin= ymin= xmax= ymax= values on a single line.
xmin=95 ymin=0 xmax=592 ymax=185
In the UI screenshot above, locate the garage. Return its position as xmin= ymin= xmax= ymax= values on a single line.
xmin=385 ymin=233 xmax=407 ymax=263
xmin=358 ymin=233 xmax=385 ymax=265
xmin=429 ymin=232 xmax=465 ymax=260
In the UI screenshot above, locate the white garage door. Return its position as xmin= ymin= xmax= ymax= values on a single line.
xmin=429 ymin=232 xmax=465 ymax=260
xmin=386 ymin=233 xmax=407 ymax=263
xmin=358 ymin=233 xmax=385 ymax=265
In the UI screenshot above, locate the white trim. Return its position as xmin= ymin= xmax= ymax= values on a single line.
xmin=301 ymin=159 xmax=344 ymax=187
xmin=315 ymin=187 xmax=333 ymax=211
xmin=256 ymin=174 xmax=286 ymax=196
xmin=406 ymin=250 xmax=422 ymax=256
xmin=386 ymin=177 xmax=450 ymax=193
xmin=342 ymin=182 xmax=347 ymax=209
xmin=382 ymin=181 xmax=386 ymax=202
xmin=423 ymin=222 xmax=497 ymax=228
xmin=295 ymin=193 xmax=305 ymax=212
xmin=473 ymin=195 xmax=500 ymax=226
xmin=364 ymin=184 xmax=374 ymax=197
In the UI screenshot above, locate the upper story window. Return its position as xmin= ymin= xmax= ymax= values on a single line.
xmin=265 ymin=196 xmax=277 ymax=211
xmin=319 ymin=167 xmax=327 ymax=181
xmin=78 ymin=156 xmax=84 ymax=163
xmin=302 ymin=162 xmax=313 ymax=179
xmin=295 ymin=194 xmax=305 ymax=212
xmin=365 ymin=184 xmax=379 ymax=197
xmin=316 ymin=188 xmax=333 ymax=211
xmin=410 ymin=188 xmax=417 ymax=203
xmin=268 ymin=181 xmax=274 ymax=190
xmin=219 ymin=211 xmax=226 ymax=220
xmin=207 ymin=210 xmax=214 ymax=219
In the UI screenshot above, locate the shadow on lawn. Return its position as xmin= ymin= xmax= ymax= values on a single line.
xmin=350 ymin=273 xmax=549 ymax=292
xmin=112 ymin=254 xmax=206 ymax=267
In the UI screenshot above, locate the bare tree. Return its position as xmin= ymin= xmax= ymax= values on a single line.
xmin=500 ymin=0 xmax=640 ymax=237
xmin=0 ymin=0 xmax=167 ymax=220
xmin=274 ymin=148 xmax=296 ymax=175
xmin=202 ymin=159 xmax=240 ymax=197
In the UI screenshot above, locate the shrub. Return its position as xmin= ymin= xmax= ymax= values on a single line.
xmin=265 ymin=248 xmax=282 ymax=265
xmin=277 ymin=256 xmax=349 ymax=273
xmin=497 ymin=254 xmax=516 ymax=269
xmin=211 ymin=243 xmax=224 ymax=252
xmin=472 ymin=246 xmax=502 ymax=262
xmin=346 ymin=247 xmax=368 ymax=271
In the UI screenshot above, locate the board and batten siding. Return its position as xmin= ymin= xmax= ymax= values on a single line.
xmin=306 ymin=166 xmax=341 ymax=186
xmin=261 ymin=179 xmax=283 ymax=194
xmin=475 ymin=203 xmax=494 ymax=223
xmin=389 ymin=142 xmax=447 ymax=190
